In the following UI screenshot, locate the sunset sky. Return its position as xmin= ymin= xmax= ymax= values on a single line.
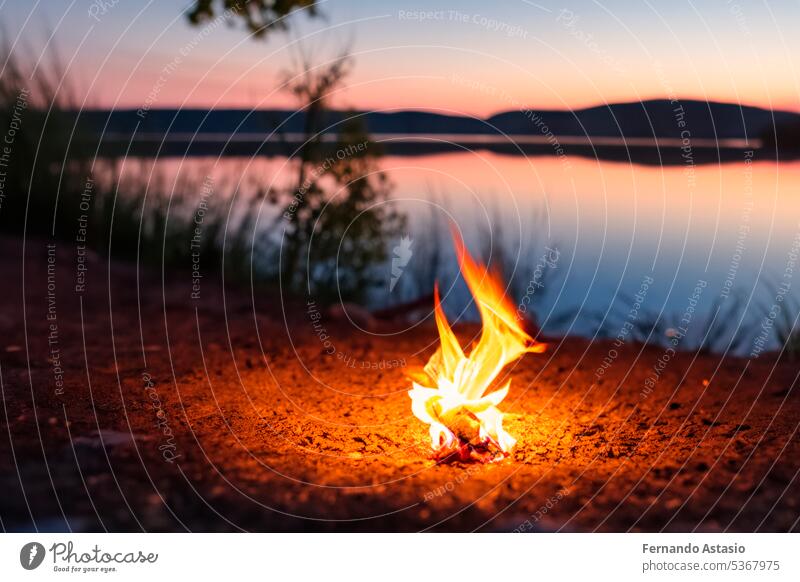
xmin=4 ymin=0 xmax=800 ymax=116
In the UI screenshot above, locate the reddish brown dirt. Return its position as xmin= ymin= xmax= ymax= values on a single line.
xmin=1 ymin=235 xmax=798 ymax=532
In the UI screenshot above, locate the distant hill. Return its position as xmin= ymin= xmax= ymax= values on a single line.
xmin=490 ymin=100 xmax=800 ymax=140
xmin=75 ymin=99 xmax=800 ymax=164
xmin=80 ymin=99 xmax=799 ymax=141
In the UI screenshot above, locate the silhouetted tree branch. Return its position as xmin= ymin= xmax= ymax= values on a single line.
xmin=187 ymin=0 xmax=317 ymax=38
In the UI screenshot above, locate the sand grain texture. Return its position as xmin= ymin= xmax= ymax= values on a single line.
xmin=1 ymin=236 xmax=798 ymax=532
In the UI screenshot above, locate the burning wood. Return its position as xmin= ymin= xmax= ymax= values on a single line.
xmin=408 ymin=232 xmax=546 ymax=462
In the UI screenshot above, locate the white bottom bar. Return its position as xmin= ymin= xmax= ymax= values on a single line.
xmin=1 ymin=533 xmax=797 ymax=581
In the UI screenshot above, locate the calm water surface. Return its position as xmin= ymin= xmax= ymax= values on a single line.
xmin=112 ymin=151 xmax=800 ymax=351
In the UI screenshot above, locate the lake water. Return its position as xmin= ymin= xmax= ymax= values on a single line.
xmin=382 ymin=152 xmax=800 ymax=351
xmin=109 ymin=150 xmax=800 ymax=353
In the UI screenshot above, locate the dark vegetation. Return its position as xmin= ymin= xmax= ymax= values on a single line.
xmin=188 ymin=0 xmax=317 ymax=38
xmin=270 ymin=49 xmax=403 ymax=303
xmin=0 ymin=0 xmax=401 ymax=303
xmin=588 ymin=290 xmax=750 ymax=355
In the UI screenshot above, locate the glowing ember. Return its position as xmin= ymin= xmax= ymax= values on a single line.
xmin=409 ymin=231 xmax=546 ymax=462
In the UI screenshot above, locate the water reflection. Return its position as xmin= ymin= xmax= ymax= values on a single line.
xmin=98 ymin=151 xmax=800 ymax=353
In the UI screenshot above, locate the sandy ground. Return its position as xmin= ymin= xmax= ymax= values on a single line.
xmin=1 ymin=235 xmax=798 ymax=532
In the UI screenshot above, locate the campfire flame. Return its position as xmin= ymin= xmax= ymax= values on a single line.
xmin=409 ymin=232 xmax=546 ymax=461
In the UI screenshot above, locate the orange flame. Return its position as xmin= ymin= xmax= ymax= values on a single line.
xmin=409 ymin=231 xmax=546 ymax=461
